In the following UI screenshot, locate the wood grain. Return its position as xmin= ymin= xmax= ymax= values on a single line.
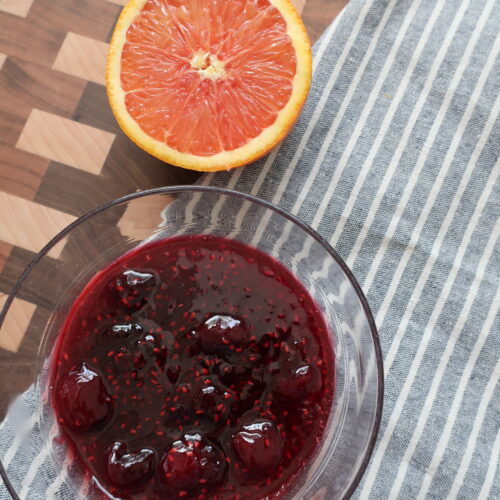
xmin=0 ymin=247 xmax=60 ymax=308
xmin=73 ymin=81 xmax=121 ymax=134
xmin=0 ymin=294 xmax=35 ymax=352
xmin=0 ymin=56 xmax=86 ymax=119
xmin=35 ymin=161 xmax=130 ymax=216
xmin=0 ymin=0 xmax=34 ymax=18
xmin=293 ymin=0 xmax=306 ymax=14
xmin=117 ymin=193 xmax=174 ymax=239
xmin=0 ymin=241 xmax=11 ymax=275
xmin=0 ymin=11 xmax=66 ymax=66
xmin=0 ymin=192 xmax=76 ymax=257
xmin=26 ymin=0 xmax=122 ymax=43
xmin=17 ymin=108 xmax=115 ymax=174
xmin=303 ymin=0 xmax=347 ymax=43
xmin=53 ymin=32 xmax=109 ymax=85
xmin=0 ymin=143 xmax=49 ymax=199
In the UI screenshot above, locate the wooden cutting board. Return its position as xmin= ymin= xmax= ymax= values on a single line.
xmin=0 ymin=0 xmax=347 ymax=410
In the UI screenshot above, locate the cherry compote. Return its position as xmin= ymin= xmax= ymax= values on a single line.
xmin=51 ymin=236 xmax=334 ymax=499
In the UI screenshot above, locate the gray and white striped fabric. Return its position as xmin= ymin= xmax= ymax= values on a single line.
xmin=1 ymin=0 xmax=499 ymax=498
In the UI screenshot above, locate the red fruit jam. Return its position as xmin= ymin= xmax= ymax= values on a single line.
xmin=51 ymin=236 xmax=334 ymax=499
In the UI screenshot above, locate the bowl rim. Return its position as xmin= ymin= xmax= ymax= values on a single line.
xmin=0 ymin=185 xmax=383 ymax=500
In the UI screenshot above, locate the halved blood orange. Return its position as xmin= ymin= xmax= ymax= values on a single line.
xmin=106 ymin=0 xmax=312 ymax=171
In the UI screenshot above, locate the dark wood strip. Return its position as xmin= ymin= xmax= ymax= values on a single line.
xmin=102 ymin=134 xmax=201 ymax=191
xmin=73 ymin=81 xmax=121 ymax=135
xmin=27 ymin=0 xmax=122 ymax=43
xmin=0 ymin=11 xmax=65 ymax=67
xmin=35 ymin=161 xmax=131 ymax=217
xmin=0 ymin=246 xmax=59 ymax=309
xmin=0 ymin=94 xmax=28 ymax=146
xmin=0 ymin=241 xmax=12 ymax=275
xmin=0 ymin=144 xmax=49 ymax=200
xmin=0 ymin=56 xmax=86 ymax=120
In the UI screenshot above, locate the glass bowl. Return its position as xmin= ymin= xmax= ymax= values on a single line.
xmin=0 ymin=186 xmax=383 ymax=499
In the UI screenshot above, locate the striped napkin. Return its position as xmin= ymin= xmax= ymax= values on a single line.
xmin=1 ymin=0 xmax=499 ymax=498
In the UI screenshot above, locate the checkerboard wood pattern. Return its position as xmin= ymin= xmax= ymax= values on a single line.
xmin=0 ymin=0 xmax=346 ymax=413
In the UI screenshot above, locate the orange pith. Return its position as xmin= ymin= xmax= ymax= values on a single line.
xmin=107 ymin=0 xmax=312 ymax=171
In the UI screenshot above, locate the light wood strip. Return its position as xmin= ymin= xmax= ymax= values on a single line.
xmin=0 ymin=192 xmax=76 ymax=258
xmin=302 ymin=0 xmax=348 ymax=42
xmin=0 ymin=293 xmax=36 ymax=352
xmin=0 ymin=53 xmax=5 ymax=71
xmin=16 ymin=109 xmax=115 ymax=175
xmin=117 ymin=192 xmax=173 ymax=240
xmin=293 ymin=0 xmax=307 ymax=14
xmin=53 ymin=32 xmax=109 ymax=86
xmin=0 ymin=0 xmax=34 ymax=18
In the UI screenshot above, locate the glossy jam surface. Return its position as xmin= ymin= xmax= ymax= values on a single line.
xmin=51 ymin=236 xmax=334 ymax=499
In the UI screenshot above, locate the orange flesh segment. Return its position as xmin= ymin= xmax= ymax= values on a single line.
xmin=121 ymin=0 xmax=297 ymax=156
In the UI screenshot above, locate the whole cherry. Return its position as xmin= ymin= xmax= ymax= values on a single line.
xmin=106 ymin=441 xmax=155 ymax=487
xmin=198 ymin=315 xmax=249 ymax=354
xmin=58 ymin=363 xmax=111 ymax=430
xmin=274 ymin=364 xmax=322 ymax=400
xmin=159 ymin=434 xmax=227 ymax=492
xmin=232 ymin=419 xmax=283 ymax=473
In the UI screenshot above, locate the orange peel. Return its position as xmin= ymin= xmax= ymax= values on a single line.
xmin=106 ymin=0 xmax=312 ymax=171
